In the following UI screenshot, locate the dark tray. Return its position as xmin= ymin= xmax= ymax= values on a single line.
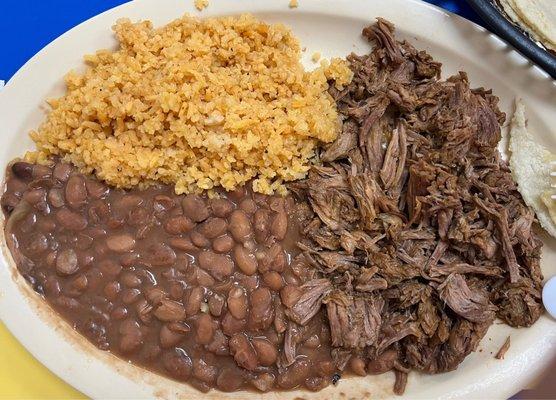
xmin=466 ymin=0 xmax=556 ymax=79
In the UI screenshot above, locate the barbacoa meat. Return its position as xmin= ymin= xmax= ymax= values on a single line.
xmin=286 ymin=18 xmax=544 ymax=394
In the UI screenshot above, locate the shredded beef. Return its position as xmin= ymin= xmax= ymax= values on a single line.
xmin=286 ymin=18 xmax=544 ymax=394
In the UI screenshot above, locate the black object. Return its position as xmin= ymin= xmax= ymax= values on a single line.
xmin=466 ymin=0 xmax=556 ymax=79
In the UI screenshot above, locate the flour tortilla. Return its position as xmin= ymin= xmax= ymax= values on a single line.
xmin=499 ymin=0 xmax=556 ymax=51
xmin=509 ymin=98 xmax=556 ymax=238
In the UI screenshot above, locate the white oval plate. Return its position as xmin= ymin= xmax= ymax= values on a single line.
xmin=1 ymin=0 xmax=555 ymax=399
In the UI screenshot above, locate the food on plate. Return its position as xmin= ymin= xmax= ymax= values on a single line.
xmin=194 ymin=0 xmax=209 ymax=11
xmin=27 ymin=15 xmax=351 ymax=195
xmin=495 ymin=336 xmax=511 ymax=359
xmin=498 ymin=0 xmax=556 ymax=51
xmin=0 ymin=14 xmax=547 ymax=396
xmin=289 ymin=18 xmax=543 ymax=386
xmin=509 ymin=98 xmax=556 ymax=237
xmin=3 ymin=160 xmax=341 ymax=392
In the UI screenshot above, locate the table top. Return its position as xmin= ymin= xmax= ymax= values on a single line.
xmin=0 ymin=1 xmax=481 ymax=399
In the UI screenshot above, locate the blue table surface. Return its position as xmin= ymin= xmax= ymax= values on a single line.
xmin=0 ymin=0 xmax=482 ymax=81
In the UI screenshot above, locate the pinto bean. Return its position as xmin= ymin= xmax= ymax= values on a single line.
xmin=32 ymin=164 xmax=52 ymax=179
xmin=206 ymin=329 xmax=229 ymax=356
xmin=367 ymin=348 xmax=398 ymax=375
xmin=184 ymin=287 xmax=205 ymax=316
xmin=262 ymin=271 xmax=283 ymax=291
xmin=136 ymin=299 xmax=153 ymax=324
xmin=56 ymin=208 xmax=87 ymax=230
xmin=1 ymin=192 xmax=19 ymax=214
xmin=239 ymin=198 xmax=257 ymax=214
xmin=98 ymin=259 xmax=122 ymax=276
xmin=153 ymin=195 xmax=175 ymax=213
xmin=56 ymin=295 xmax=80 ymax=310
xmin=22 ymin=189 xmax=44 ymax=206
xmin=252 ymin=338 xmax=278 ymax=366
xmin=52 ymin=163 xmax=72 ymax=182
xmin=106 ymin=234 xmax=136 ymax=253
xmin=198 ymin=251 xmax=233 ymax=281
xmin=229 ymin=210 xmax=251 ymax=242
xmin=122 ymin=288 xmax=142 ymax=304
xmin=119 ymin=252 xmax=137 ymax=268
xmin=304 ymin=376 xmax=328 ymax=392
xmin=138 ymin=343 xmax=161 ymax=364
xmin=76 ymin=234 xmax=93 ymax=250
xmin=257 ymin=243 xmax=286 ymax=273
xmin=273 ymin=302 xmax=287 ymax=334
xmin=160 ymin=324 xmax=184 ymax=348
xmin=11 ymin=162 xmax=34 ymax=180
xmin=168 ymin=281 xmax=185 ymax=300
xmin=227 ymin=286 xmax=248 ymax=320
xmin=222 ymin=313 xmax=246 ymax=336
xmin=212 ymin=235 xmax=234 ymax=253
xmin=253 ymin=209 xmax=271 ymax=243
xmin=251 ymin=373 xmax=275 ymax=392
xmin=44 ymin=277 xmax=61 ymax=297
xmin=65 ymin=175 xmax=88 ymax=209
xmin=198 ymin=217 xmax=227 ymax=239
xmin=103 ymin=281 xmax=121 ymax=301
xmin=229 ymin=333 xmax=258 ymax=371
xmin=208 ymin=293 xmax=225 ymax=317
xmin=232 ymin=245 xmax=257 ymax=275
xmin=249 ymin=287 xmax=274 ymax=331
xmin=26 ymin=233 xmax=48 ymax=254
xmin=216 ymin=367 xmax=244 ymax=392
xmin=193 ymin=359 xmax=218 ymax=384
xmin=182 ymin=195 xmax=209 ymax=222
xmin=191 ymin=231 xmax=211 ymax=248
xmin=349 ymin=356 xmax=367 ymax=376
xmin=144 ymin=243 xmax=176 ymax=267
xmin=146 ymin=287 xmax=167 ymax=305
xmin=210 ymin=198 xmax=234 ymax=217
xmin=227 ymin=186 xmax=246 ymax=201
xmin=154 ymin=299 xmax=186 ymax=322
xmin=88 ymin=200 xmax=109 ymax=224
xmin=316 ymin=360 xmax=335 ymax=378
xmin=121 ymin=272 xmax=142 ymax=288
xmin=163 ymin=348 xmax=192 ymax=380
xmin=167 ymin=321 xmax=190 ymax=334
xmin=114 ymin=195 xmax=143 ymax=214
xmin=85 ymin=179 xmax=108 ymax=199
xmin=276 ymin=359 xmax=311 ymax=389
xmin=47 ymin=188 xmax=65 ymax=208
xmin=268 ymin=244 xmax=286 ymax=272
xmin=169 ymin=237 xmax=197 ymax=252
xmin=68 ymin=274 xmax=88 ymax=296
xmin=283 ymin=270 xmax=300 ymax=286
xmin=280 ymin=285 xmax=301 ymax=308
xmin=195 ymin=268 xmax=215 ymax=287
xmin=6 ymin=176 xmax=27 ymax=194
xmin=56 ymin=249 xmax=79 ymax=275
xmin=126 ymin=207 xmax=150 ymax=228
xmin=233 ymin=273 xmax=257 ymax=293
xmin=119 ymin=319 xmax=143 ymax=353
xmin=271 ymin=208 xmax=288 ymax=240
xmin=111 ymin=306 xmax=128 ymax=320
xmin=196 ymin=314 xmax=215 ymax=345
xmin=164 ymin=215 xmax=195 ymax=235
